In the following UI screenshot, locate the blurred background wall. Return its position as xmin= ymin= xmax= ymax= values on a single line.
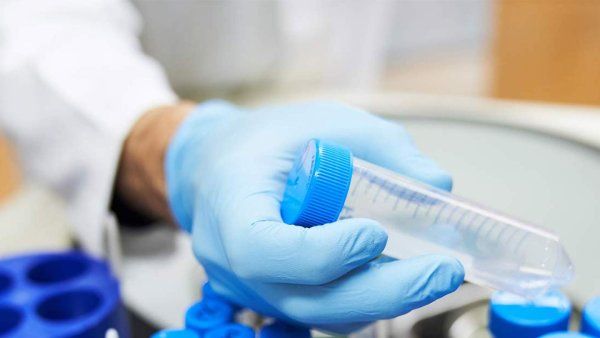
xmin=381 ymin=0 xmax=493 ymax=97
xmin=382 ymin=0 xmax=600 ymax=105
xmin=1 ymin=0 xmax=599 ymax=214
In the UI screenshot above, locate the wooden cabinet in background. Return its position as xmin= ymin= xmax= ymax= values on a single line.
xmin=493 ymin=0 xmax=600 ymax=106
xmin=0 ymin=135 xmax=20 ymax=202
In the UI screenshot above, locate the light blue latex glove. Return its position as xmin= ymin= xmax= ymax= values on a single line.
xmin=166 ymin=100 xmax=464 ymax=333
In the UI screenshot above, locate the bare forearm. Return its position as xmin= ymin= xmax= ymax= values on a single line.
xmin=116 ymin=102 xmax=195 ymax=223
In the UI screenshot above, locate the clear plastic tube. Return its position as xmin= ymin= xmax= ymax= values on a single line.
xmin=341 ymin=158 xmax=574 ymax=297
xmin=281 ymin=140 xmax=574 ymax=297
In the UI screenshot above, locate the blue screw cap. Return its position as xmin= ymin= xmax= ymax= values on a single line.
xmin=581 ymin=297 xmax=600 ymax=337
xmin=489 ymin=290 xmax=571 ymax=338
xmin=185 ymin=299 xmax=234 ymax=334
xmin=281 ymin=139 xmax=353 ymax=227
xmin=259 ymin=321 xmax=311 ymax=338
xmin=152 ymin=329 xmax=200 ymax=338
xmin=205 ymin=324 xmax=254 ymax=338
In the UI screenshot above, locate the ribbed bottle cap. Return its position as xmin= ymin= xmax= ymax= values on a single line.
xmin=489 ymin=290 xmax=571 ymax=338
xmin=281 ymin=139 xmax=353 ymax=227
xmin=581 ymin=297 xmax=600 ymax=336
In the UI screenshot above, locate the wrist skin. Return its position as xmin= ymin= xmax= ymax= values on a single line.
xmin=115 ymin=101 xmax=195 ymax=224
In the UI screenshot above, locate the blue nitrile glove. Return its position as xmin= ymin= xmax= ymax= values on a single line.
xmin=166 ymin=100 xmax=464 ymax=333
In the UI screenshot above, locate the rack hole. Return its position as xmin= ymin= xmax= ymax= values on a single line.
xmin=37 ymin=290 xmax=102 ymax=322
xmin=0 ymin=271 xmax=13 ymax=296
xmin=27 ymin=255 xmax=89 ymax=285
xmin=0 ymin=305 xmax=23 ymax=334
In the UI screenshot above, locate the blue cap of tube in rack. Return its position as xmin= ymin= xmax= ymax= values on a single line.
xmin=581 ymin=297 xmax=600 ymax=337
xmin=489 ymin=290 xmax=571 ymax=338
xmin=154 ymin=281 xmax=312 ymax=338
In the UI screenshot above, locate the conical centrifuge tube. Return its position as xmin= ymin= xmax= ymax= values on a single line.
xmin=281 ymin=139 xmax=574 ymax=297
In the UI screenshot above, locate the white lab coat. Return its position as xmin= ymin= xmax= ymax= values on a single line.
xmin=0 ymin=0 xmax=391 ymax=257
xmin=0 ymin=0 xmax=176 ymax=256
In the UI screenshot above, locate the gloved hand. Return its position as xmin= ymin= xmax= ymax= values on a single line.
xmin=166 ymin=100 xmax=464 ymax=333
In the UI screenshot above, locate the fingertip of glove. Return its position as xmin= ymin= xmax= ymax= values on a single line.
xmin=440 ymin=256 xmax=465 ymax=290
xmin=341 ymin=218 xmax=388 ymax=250
xmin=330 ymin=218 xmax=388 ymax=264
xmin=369 ymin=223 xmax=388 ymax=254
xmin=428 ymin=171 xmax=453 ymax=192
xmin=419 ymin=165 xmax=453 ymax=192
xmin=424 ymin=255 xmax=465 ymax=292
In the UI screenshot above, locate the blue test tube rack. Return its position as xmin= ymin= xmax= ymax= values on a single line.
xmin=0 ymin=251 xmax=128 ymax=338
